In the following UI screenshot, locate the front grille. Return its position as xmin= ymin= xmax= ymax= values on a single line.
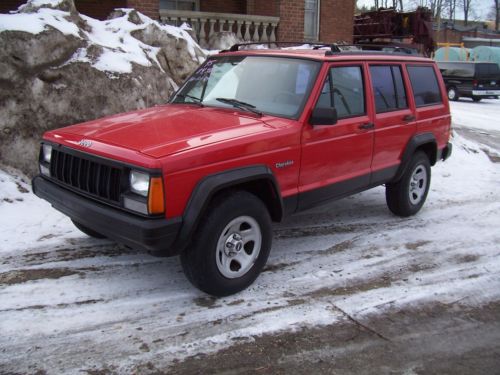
xmin=50 ymin=149 xmax=123 ymax=203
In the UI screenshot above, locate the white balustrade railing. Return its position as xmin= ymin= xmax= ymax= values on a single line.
xmin=159 ymin=10 xmax=280 ymax=46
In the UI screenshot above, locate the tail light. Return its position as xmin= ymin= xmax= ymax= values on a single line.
xmin=472 ymin=79 xmax=478 ymax=87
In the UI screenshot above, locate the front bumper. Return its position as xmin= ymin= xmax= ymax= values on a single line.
xmin=32 ymin=176 xmax=182 ymax=255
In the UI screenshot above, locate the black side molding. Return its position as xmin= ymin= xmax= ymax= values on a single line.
xmin=392 ymin=132 xmax=437 ymax=182
xmin=173 ymin=165 xmax=283 ymax=251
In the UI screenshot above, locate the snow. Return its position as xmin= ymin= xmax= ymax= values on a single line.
xmin=0 ymin=100 xmax=499 ymax=373
xmin=451 ymin=98 xmax=500 ymax=132
xmin=0 ymin=167 xmax=74 ymax=253
xmin=0 ymin=8 xmax=79 ymax=36
xmin=0 ymin=2 xmax=204 ymax=74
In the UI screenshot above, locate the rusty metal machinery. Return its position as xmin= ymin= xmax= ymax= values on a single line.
xmin=353 ymin=7 xmax=435 ymax=57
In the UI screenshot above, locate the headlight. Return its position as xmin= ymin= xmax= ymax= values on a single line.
xmin=130 ymin=170 xmax=150 ymax=197
xmin=42 ymin=144 xmax=52 ymax=163
xmin=126 ymin=171 xmax=164 ymax=215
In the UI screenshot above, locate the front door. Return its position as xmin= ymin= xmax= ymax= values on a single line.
xmin=299 ymin=63 xmax=374 ymax=209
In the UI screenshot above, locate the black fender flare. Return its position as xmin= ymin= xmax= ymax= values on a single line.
xmin=173 ymin=165 xmax=283 ymax=251
xmin=392 ymin=133 xmax=437 ymax=183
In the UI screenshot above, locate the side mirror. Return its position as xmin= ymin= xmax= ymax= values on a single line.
xmin=309 ymin=107 xmax=337 ymax=126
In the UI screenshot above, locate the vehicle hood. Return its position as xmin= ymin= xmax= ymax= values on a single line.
xmin=53 ymin=104 xmax=276 ymax=158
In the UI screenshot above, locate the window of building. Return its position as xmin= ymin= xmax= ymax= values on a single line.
xmin=370 ymin=65 xmax=408 ymax=113
xmin=407 ymin=66 xmax=442 ymax=107
xmin=304 ymin=0 xmax=319 ymax=41
xmin=160 ymin=0 xmax=199 ymax=11
xmin=316 ymin=66 xmax=365 ymax=119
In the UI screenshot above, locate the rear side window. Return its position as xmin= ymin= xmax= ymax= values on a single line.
xmin=370 ymin=65 xmax=408 ymax=113
xmin=476 ymin=63 xmax=500 ymax=77
xmin=407 ymin=66 xmax=442 ymax=107
xmin=316 ymin=66 xmax=365 ymax=119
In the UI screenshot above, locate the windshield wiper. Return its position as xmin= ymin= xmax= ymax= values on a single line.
xmin=175 ymin=94 xmax=204 ymax=106
xmin=216 ymin=98 xmax=262 ymax=116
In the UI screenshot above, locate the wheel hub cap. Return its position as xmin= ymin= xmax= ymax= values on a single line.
xmin=409 ymin=164 xmax=427 ymax=205
xmin=224 ymin=233 xmax=244 ymax=257
xmin=216 ymin=216 xmax=262 ymax=279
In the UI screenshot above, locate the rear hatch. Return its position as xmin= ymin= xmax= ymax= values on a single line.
xmin=475 ymin=63 xmax=500 ymax=90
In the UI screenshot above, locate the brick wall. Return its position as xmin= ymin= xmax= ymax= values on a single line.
xmin=127 ymin=0 xmax=159 ymax=20
xmin=248 ymin=0 xmax=278 ymax=16
xmin=278 ymin=0 xmax=304 ymax=41
xmin=0 ymin=0 xmax=128 ymax=20
xmin=435 ymin=28 xmax=500 ymax=45
xmin=200 ymin=0 xmax=245 ymax=14
xmin=319 ymin=0 xmax=355 ymax=43
xmin=0 ymin=0 xmax=27 ymax=13
xmin=76 ymin=0 xmax=126 ymax=20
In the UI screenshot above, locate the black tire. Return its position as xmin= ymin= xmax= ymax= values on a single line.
xmin=447 ymin=86 xmax=459 ymax=101
xmin=180 ymin=191 xmax=272 ymax=297
xmin=386 ymin=152 xmax=431 ymax=217
xmin=472 ymin=96 xmax=482 ymax=102
xmin=72 ymin=220 xmax=106 ymax=239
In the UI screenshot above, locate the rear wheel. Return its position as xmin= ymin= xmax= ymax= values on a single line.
xmin=180 ymin=191 xmax=272 ymax=296
xmin=72 ymin=220 xmax=106 ymax=239
xmin=472 ymin=96 xmax=482 ymax=102
xmin=386 ymin=152 xmax=431 ymax=217
xmin=447 ymin=86 xmax=459 ymax=101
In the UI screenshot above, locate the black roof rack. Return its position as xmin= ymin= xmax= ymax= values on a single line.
xmin=222 ymin=41 xmax=421 ymax=56
xmin=222 ymin=41 xmax=317 ymax=52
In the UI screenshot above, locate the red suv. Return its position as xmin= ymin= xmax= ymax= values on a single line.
xmin=33 ymin=44 xmax=452 ymax=296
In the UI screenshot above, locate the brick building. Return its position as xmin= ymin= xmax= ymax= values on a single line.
xmin=1 ymin=0 xmax=355 ymax=43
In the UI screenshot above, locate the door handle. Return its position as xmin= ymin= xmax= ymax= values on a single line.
xmin=358 ymin=122 xmax=374 ymax=130
xmin=403 ymin=115 xmax=415 ymax=122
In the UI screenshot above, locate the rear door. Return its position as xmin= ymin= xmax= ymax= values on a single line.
xmin=406 ymin=64 xmax=450 ymax=151
xmin=299 ymin=62 xmax=374 ymax=209
xmin=368 ymin=63 xmax=416 ymax=184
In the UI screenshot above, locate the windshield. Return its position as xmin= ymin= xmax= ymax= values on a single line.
xmin=171 ymin=56 xmax=321 ymax=119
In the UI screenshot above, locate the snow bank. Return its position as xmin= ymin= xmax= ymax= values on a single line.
xmin=0 ymin=0 xmax=207 ymax=175
xmin=0 ymin=1 xmax=205 ymax=74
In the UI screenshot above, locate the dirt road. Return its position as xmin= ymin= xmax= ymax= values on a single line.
xmin=167 ymin=301 xmax=500 ymax=374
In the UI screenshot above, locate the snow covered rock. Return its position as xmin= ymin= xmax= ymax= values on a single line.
xmin=208 ymin=31 xmax=243 ymax=51
xmin=0 ymin=0 xmax=207 ymax=175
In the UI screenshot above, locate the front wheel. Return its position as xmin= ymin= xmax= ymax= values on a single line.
xmin=447 ymin=86 xmax=459 ymax=101
xmin=472 ymin=96 xmax=482 ymax=102
xmin=180 ymin=191 xmax=272 ymax=296
xmin=386 ymin=152 xmax=431 ymax=217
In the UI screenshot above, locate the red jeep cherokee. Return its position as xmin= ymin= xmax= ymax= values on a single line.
xmin=33 ymin=45 xmax=452 ymax=296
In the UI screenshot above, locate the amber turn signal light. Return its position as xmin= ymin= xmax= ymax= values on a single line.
xmin=148 ymin=177 xmax=165 ymax=215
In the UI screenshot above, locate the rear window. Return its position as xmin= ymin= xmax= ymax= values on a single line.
xmin=407 ymin=66 xmax=442 ymax=107
xmin=437 ymin=62 xmax=475 ymax=78
xmin=476 ymin=63 xmax=500 ymax=77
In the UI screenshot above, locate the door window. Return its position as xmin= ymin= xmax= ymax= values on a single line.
xmin=407 ymin=66 xmax=442 ymax=107
xmin=315 ymin=66 xmax=365 ymax=119
xmin=370 ymin=65 xmax=408 ymax=113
